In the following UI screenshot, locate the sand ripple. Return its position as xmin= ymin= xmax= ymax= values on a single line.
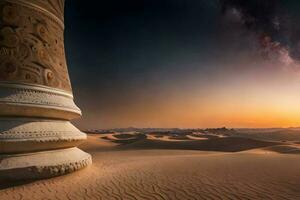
xmin=1 ymin=149 xmax=300 ymax=200
xmin=1 ymin=134 xmax=300 ymax=200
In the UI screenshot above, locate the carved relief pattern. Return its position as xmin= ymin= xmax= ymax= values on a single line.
xmin=0 ymin=1 xmax=72 ymax=91
xmin=45 ymin=0 xmax=65 ymax=21
xmin=29 ymin=0 xmax=65 ymax=21
xmin=0 ymin=87 xmax=80 ymax=111
xmin=0 ymin=119 xmax=85 ymax=139
xmin=0 ymin=131 xmax=85 ymax=140
xmin=36 ymin=155 xmax=92 ymax=176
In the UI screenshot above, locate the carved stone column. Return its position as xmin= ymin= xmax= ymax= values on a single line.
xmin=0 ymin=0 xmax=92 ymax=181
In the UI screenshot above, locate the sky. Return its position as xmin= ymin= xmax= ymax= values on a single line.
xmin=64 ymin=0 xmax=300 ymax=129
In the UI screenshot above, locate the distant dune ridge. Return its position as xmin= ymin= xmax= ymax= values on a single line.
xmin=1 ymin=128 xmax=300 ymax=199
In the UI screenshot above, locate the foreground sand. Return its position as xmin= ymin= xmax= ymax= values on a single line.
xmin=1 ymin=134 xmax=300 ymax=200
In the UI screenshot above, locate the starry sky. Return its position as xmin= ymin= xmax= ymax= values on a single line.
xmin=64 ymin=0 xmax=300 ymax=129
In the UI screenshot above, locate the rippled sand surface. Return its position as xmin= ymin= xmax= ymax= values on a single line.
xmin=1 ymin=134 xmax=300 ymax=200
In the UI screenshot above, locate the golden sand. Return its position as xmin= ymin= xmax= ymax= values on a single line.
xmin=1 ymin=133 xmax=300 ymax=200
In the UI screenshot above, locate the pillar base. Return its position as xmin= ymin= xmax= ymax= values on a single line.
xmin=0 ymin=147 xmax=92 ymax=182
xmin=0 ymin=118 xmax=88 ymax=154
xmin=0 ymin=0 xmax=92 ymax=182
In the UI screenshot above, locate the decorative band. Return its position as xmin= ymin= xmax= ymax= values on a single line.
xmin=0 ymin=83 xmax=81 ymax=114
xmin=4 ymin=0 xmax=65 ymax=29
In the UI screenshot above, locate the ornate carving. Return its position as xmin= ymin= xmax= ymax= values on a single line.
xmin=35 ymin=155 xmax=92 ymax=176
xmin=0 ymin=130 xmax=85 ymax=140
xmin=0 ymin=119 xmax=87 ymax=153
xmin=0 ymin=0 xmax=92 ymax=181
xmin=27 ymin=0 xmax=65 ymax=22
xmin=0 ymin=85 xmax=80 ymax=112
xmin=0 ymin=148 xmax=92 ymax=180
xmin=0 ymin=1 xmax=71 ymax=91
xmin=45 ymin=0 xmax=65 ymax=21
xmin=0 ymin=119 xmax=85 ymax=136
xmin=0 ymin=121 xmax=85 ymax=142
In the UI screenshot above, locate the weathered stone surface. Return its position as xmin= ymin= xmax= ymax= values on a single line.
xmin=0 ymin=148 xmax=92 ymax=181
xmin=0 ymin=118 xmax=87 ymax=154
xmin=0 ymin=0 xmax=92 ymax=181
xmin=0 ymin=82 xmax=81 ymax=120
xmin=0 ymin=0 xmax=70 ymax=91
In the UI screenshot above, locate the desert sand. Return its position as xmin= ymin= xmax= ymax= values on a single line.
xmin=1 ymin=131 xmax=300 ymax=200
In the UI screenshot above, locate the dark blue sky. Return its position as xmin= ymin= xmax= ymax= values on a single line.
xmin=64 ymin=0 xmax=300 ymax=129
xmin=65 ymin=0 xmax=220 ymax=88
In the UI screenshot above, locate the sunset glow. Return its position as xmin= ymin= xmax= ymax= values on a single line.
xmin=65 ymin=0 xmax=300 ymax=129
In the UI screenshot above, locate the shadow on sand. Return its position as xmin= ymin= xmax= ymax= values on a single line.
xmin=0 ymin=180 xmax=36 ymax=190
xmin=118 ymin=137 xmax=281 ymax=152
xmin=92 ymin=132 xmax=285 ymax=152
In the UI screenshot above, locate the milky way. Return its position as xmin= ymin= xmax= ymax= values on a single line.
xmin=65 ymin=0 xmax=300 ymax=129
xmin=220 ymin=0 xmax=300 ymax=64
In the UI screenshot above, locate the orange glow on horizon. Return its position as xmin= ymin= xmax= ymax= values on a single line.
xmin=76 ymin=63 xmax=300 ymax=129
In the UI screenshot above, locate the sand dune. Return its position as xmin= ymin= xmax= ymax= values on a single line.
xmin=1 ymin=133 xmax=300 ymax=199
xmin=86 ymin=132 xmax=280 ymax=152
xmin=236 ymin=128 xmax=300 ymax=142
xmin=103 ymin=133 xmax=147 ymax=144
xmin=119 ymin=136 xmax=280 ymax=152
xmin=263 ymin=145 xmax=300 ymax=154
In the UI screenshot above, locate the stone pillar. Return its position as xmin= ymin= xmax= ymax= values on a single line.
xmin=0 ymin=0 xmax=92 ymax=181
